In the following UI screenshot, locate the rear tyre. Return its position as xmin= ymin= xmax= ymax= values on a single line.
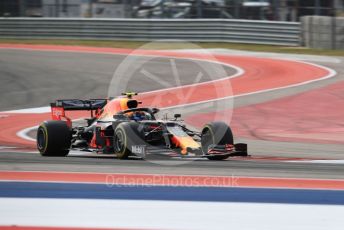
xmin=113 ymin=122 xmax=145 ymax=159
xmin=201 ymin=121 xmax=234 ymax=160
xmin=37 ymin=121 xmax=71 ymax=156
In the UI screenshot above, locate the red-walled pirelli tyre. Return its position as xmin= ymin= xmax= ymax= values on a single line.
xmin=201 ymin=121 xmax=234 ymax=160
xmin=113 ymin=122 xmax=145 ymax=159
xmin=37 ymin=121 xmax=71 ymax=156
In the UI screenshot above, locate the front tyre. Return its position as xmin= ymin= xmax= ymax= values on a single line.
xmin=37 ymin=121 xmax=71 ymax=156
xmin=113 ymin=122 xmax=145 ymax=159
xmin=201 ymin=121 xmax=234 ymax=160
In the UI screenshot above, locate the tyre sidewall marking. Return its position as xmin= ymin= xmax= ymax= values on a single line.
xmin=116 ymin=127 xmax=127 ymax=157
xmin=40 ymin=123 xmax=48 ymax=153
xmin=204 ymin=125 xmax=215 ymax=145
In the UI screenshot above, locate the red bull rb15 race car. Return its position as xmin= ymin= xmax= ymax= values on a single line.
xmin=37 ymin=93 xmax=247 ymax=160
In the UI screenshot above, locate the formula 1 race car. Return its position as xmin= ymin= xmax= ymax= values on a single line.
xmin=37 ymin=93 xmax=247 ymax=160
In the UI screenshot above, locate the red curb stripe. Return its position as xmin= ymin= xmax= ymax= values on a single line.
xmin=0 ymin=111 xmax=89 ymax=148
xmin=0 ymin=171 xmax=343 ymax=190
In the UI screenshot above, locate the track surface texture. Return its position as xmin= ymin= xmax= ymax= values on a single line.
xmin=0 ymin=45 xmax=343 ymax=179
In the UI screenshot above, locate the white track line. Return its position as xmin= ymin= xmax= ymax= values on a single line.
xmin=138 ymin=57 xmax=244 ymax=95
xmin=0 ymin=146 xmax=17 ymax=150
xmin=16 ymin=126 xmax=37 ymax=142
xmin=1 ymin=106 xmax=50 ymax=114
xmin=162 ymin=60 xmax=336 ymax=109
xmin=17 ymin=119 xmax=85 ymax=143
xmin=287 ymin=160 xmax=344 ymax=164
xmin=175 ymin=48 xmax=343 ymax=64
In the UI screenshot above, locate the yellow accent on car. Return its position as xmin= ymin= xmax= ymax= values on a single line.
xmin=122 ymin=92 xmax=138 ymax=99
xmin=178 ymin=136 xmax=200 ymax=155
xmin=120 ymin=98 xmax=129 ymax=111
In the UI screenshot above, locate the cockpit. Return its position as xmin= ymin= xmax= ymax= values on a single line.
xmin=115 ymin=107 xmax=159 ymax=122
xmin=128 ymin=111 xmax=153 ymax=121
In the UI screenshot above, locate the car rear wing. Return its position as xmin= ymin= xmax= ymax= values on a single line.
xmin=51 ymin=99 xmax=107 ymax=111
xmin=50 ymin=99 xmax=108 ymax=126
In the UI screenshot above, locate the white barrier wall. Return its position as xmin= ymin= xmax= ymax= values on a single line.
xmin=0 ymin=18 xmax=300 ymax=46
xmin=301 ymin=16 xmax=344 ymax=50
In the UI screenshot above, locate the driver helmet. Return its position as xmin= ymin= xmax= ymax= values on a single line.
xmin=132 ymin=111 xmax=145 ymax=121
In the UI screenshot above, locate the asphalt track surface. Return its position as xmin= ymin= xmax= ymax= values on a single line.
xmin=0 ymin=49 xmax=235 ymax=111
xmin=0 ymin=47 xmax=344 ymax=179
xmin=1 ymin=152 xmax=344 ymax=179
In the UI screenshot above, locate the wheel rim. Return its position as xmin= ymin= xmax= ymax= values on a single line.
xmin=114 ymin=131 xmax=125 ymax=153
xmin=37 ymin=128 xmax=46 ymax=150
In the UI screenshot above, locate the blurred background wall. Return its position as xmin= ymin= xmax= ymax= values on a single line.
xmin=1 ymin=0 xmax=343 ymax=21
